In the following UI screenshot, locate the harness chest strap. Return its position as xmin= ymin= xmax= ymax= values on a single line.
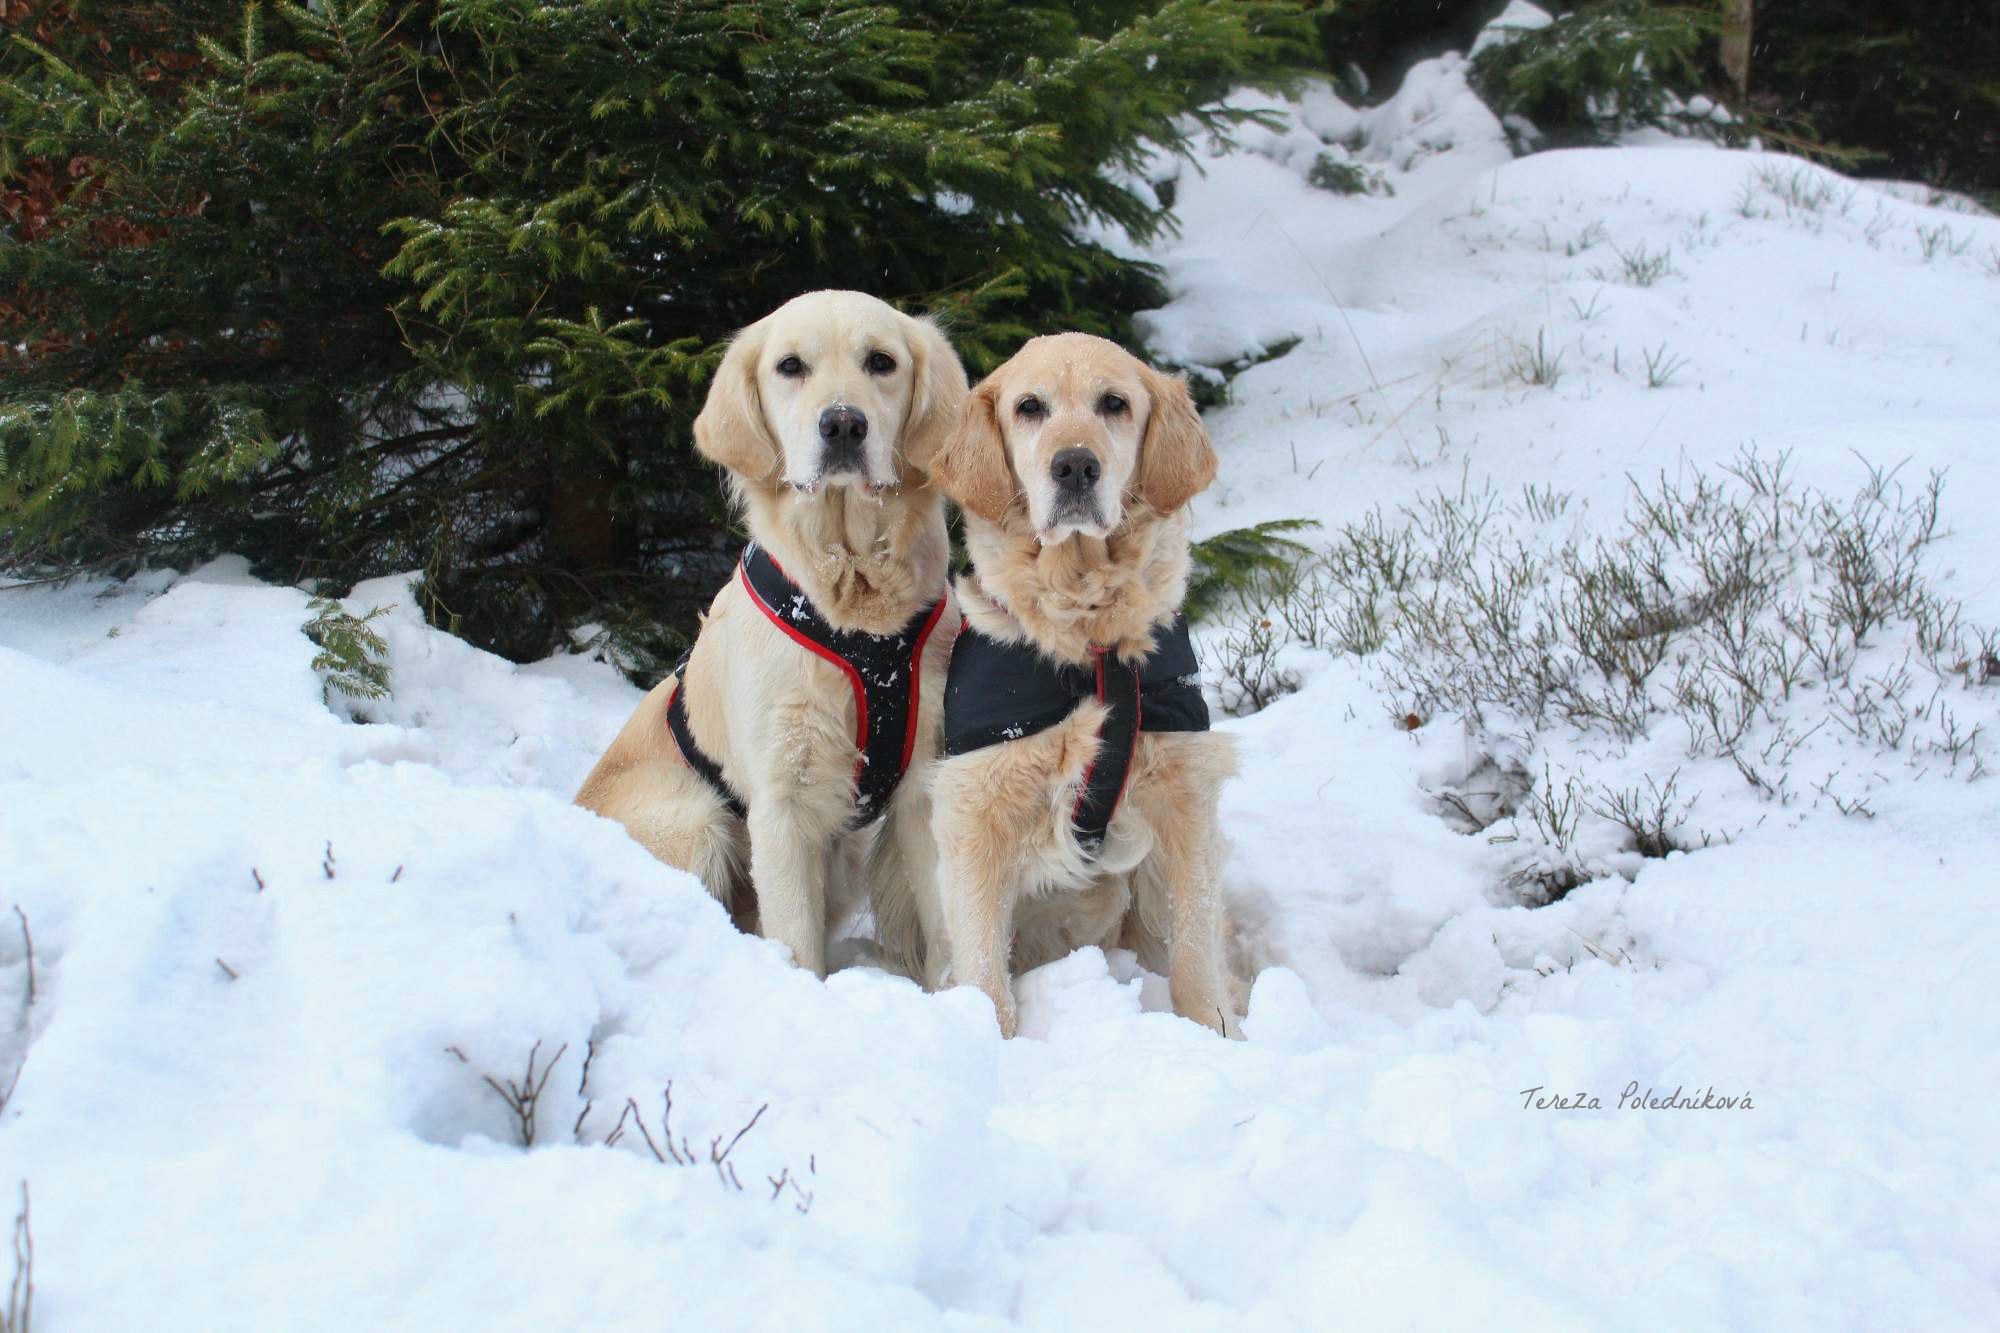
xmin=942 ymin=611 xmax=1210 ymax=849
xmin=665 ymin=543 xmax=948 ymax=828
xmin=1072 ymin=645 xmax=1143 ymax=847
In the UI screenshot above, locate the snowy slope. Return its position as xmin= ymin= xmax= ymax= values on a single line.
xmin=5 ymin=49 xmax=2000 ymax=1333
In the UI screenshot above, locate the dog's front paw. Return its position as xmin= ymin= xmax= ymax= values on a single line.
xmin=1171 ymin=985 xmax=1240 ymax=1039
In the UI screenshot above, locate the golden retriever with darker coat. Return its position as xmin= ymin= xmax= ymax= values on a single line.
xmin=922 ymin=333 xmax=1239 ymax=1037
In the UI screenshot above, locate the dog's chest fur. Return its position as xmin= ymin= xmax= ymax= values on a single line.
xmin=962 ymin=508 xmax=1191 ymax=663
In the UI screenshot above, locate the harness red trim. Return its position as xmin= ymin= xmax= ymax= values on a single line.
xmin=666 ymin=542 xmax=946 ymax=827
xmin=738 ymin=556 xmax=873 ymax=791
xmin=734 ymin=551 xmax=946 ymax=799
xmin=1070 ymin=645 xmax=1143 ymax=830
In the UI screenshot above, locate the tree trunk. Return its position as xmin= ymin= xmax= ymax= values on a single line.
xmin=547 ymin=452 xmax=627 ymax=575
xmin=1720 ymin=0 xmax=1753 ymax=105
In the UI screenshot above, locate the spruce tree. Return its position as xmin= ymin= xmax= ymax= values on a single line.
xmin=1469 ymin=1 xmax=1718 ymax=145
xmin=1 ymin=1 xmax=1315 ymax=661
xmin=1753 ymin=1 xmax=2000 ymax=197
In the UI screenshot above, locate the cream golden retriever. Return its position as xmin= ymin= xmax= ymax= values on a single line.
xmin=576 ymin=290 xmax=966 ymax=979
xmin=924 ymin=333 xmax=1239 ymax=1037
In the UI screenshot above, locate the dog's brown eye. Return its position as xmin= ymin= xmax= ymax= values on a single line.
xmin=1099 ymin=393 xmax=1129 ymax=415
xmin=776 ymin=355 xmax=807 ymax=377
xmin=1016 ymin=396 xmax=1044 ymax=419
xmin=864 ymin=351 xmax=896 ymax=375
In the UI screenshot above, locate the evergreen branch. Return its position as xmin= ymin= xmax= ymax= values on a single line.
xmin=1187 ymin=519 xmax=1323 ymax=623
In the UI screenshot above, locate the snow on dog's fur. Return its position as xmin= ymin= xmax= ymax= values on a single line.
xmin=923 ymin=333 xmax=1240 ymax=1036
xmin=576 ymin=290 xmax=966 ymax=978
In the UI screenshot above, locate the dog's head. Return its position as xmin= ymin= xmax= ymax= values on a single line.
xmin=693 ymin=290 xmax=967 ymax=494
xmin=932 ymin=333 xmax=1216 ymax=541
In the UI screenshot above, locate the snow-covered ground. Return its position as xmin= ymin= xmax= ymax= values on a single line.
xmin=5 ymin=39 xmax=2000 ymax=1333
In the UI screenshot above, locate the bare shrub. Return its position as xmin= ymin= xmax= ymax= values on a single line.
xmin=3 ymin=1183 xmax=27 ymax=1333
xmin=1749 ymin=164 xmax=1851 ymax=218
xmin=446 ymin=1040 xmax=567 ymax=1149
xmin=1206 ymin=447 xmax=1996 ymax=897
xmin=1207 ymin=616 xmax=1299 ymax=716
xmin=1590 ymin=771 xmax=1696 ymax=858
xmin=1642 ymin=343 xmax=1690 ymax=388
xmin=1509 ymin=329 xmax=1565 ymax=387
xmin=1915 ymin=222 xmax=1970 ymax=261
xmin=1485 ymin=767 xmax=1594 ymax=904
xmin=604 ymin=1084 xmax=812 ymax=1214
xmin=1592 ymin=242 xmax=1676 ymax=286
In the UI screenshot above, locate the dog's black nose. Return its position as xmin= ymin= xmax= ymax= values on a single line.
xmin=817 ymin=406 xmax=868 ymax=473
xmin=1050 ymin=447 xmax=1102 ymax=495
xmin=819 ymin=406 xmax=868 ymax=445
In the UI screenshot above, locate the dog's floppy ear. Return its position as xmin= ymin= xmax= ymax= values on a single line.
xmin=898 ymin=312 xmax=969 ymax=473
xmin=693 ymin=319 xmax=780 ymax=481
xmin=931 ymin=378 xmax=1015 ymax=523
xmin=1135 ymin=367 xmax=1217 ymax=514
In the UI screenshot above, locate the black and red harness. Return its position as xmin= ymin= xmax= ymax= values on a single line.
xmin=665 ymin=542 xmax=948 ymax=828
xmin=942 ymin=609 xmax=1210 ymax=850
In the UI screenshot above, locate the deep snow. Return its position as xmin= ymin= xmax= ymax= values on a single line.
xmin=4 ymin=38 xmax=2000 ymax=1333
